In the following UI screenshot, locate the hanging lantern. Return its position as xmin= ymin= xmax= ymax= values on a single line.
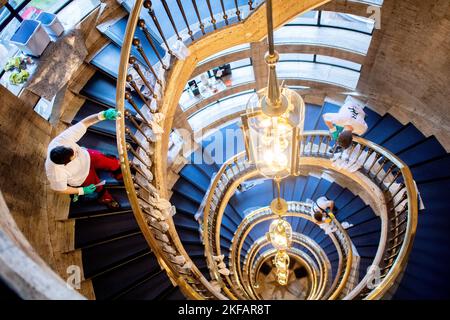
xmin=241 ymin=0 xmax=305 ymax=179
xmin=242 ymin=84 xmax=305 ymax=179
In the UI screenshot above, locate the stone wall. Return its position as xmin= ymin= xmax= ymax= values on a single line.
xmin=0 ymin=85 xmax=88 ymax=295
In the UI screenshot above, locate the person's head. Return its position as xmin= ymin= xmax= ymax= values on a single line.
xmin=50 ymin=146 xmax=74 ymax=165
xmin=314 ymin=211 xmax=324 ymax=222
xmin=337 ymin=129 xmax=353 ymax=150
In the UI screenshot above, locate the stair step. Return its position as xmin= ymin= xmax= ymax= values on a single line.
xmin=176 ymin=221 xmax=199 ymax=233
xmin=178 ymin=165 xmax=212 ymax=192
xmin=305 ymin=104 xmax=323 ymax=131
xmin=82 ymin=233 xmax=149 ymax=279
xmin=281 ymin=176 xmax=297 ymax=201
xmin=410 ymin=154 xmax=450 ymax=183
xmin=221 ymin=208 xmax=240 ymax=229
xmin=69 ymin=188 xmax=131 ymax=218
xmin=350 ymin=231 xmax=381 ymax=247
xmin=183 ymin=243 xmax=207 ymax=257
xmin=80 ymin=71 xmax=144 ymax=112
xmin=382 ymin=123 xmax=426 ymax=154
xmin=301 ymin=176 xmax=321 ymax=202
xmin=116 ymin=271 xmax=173 ymax=300
xmin=325 ymin=183 xmax=345 ymax=201
xmin=229 ymin=179 xmax=273 ymax=218
xmin=295 ymin=176 xmax=320 ymax=231
xmin=333 ymin=189 xmax=357 ymax=210
xmin=172 ymin=177 xmax=205 ymax=204
xmin=72 ymin=100 xmax=138 ymax=139
xmin=299 ymin=219 xmax=319 ymax=237
xmin=100 ymin=15 xmax=165 ymax=68
xmin=337 ymin=197 xmax=367 ymax=220
xmin=354 ymin=245 xmax=378 ymax=259
xmin=90 ymin=42 xmax=121 ymax=79
xmin=362 ymin=107 xmax=382 ymax=132
xmin=397 ymin=137 xmax=446 ymax=166
xmin=311 ymin=178 xmax=333 ymax=202
xmin=173 ymin=211 xmax=198 ymax=230
xmin=170 ymin=192 xmax=199 ymax=216
xmin=92 ymin=252 xmax=159 ymax=300
xmin=200 ymin=122 xmax=244 ymax=165
xmin=346 ymin=218 xmax=381 ymax=238
xmin=363 ymin=114 xmax=403 ymax=144
xmin=78 ymin=130 xmax=122 ymax=158
xmin=344 ymin=206 xmax=375 ymax=225
xmin=178 ymin=228 xmax=202 ymax=244
xmin=75 ymin=211 xmax=139 ymax=249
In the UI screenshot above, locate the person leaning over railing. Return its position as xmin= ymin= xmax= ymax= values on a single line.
xmin=322 ymin=96 xmax=368 ymax=151
xmin=45 ymin=109 xmax=123 ymax=209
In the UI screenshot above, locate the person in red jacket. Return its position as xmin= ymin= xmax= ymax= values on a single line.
xmin=45 ymin=109 xmax=122 ymax=209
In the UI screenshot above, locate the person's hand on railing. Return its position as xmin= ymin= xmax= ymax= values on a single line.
xmin=98 ymin=108 xmax=122 ymax=121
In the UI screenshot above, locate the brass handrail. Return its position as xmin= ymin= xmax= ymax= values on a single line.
xmin=202 ymin=130 xmax=418 ymax=300
xmin=115 ymin=0 xmax=241 ymax=300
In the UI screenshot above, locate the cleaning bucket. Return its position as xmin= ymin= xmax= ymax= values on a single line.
xmin=10 ymin=20 xmax=51 ymax=57
xmin=36 ymin=12 xmax=64 ymax=37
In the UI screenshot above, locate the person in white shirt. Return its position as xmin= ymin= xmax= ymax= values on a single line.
xmin=322 ymin=97 xmax=368 ymax=150
xmin=312 ymin=196 xmax=336 ymax=223
xmin=45 ymin=109 xmax=122 ymax=209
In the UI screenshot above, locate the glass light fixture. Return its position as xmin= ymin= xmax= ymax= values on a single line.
xmin=273 ymin=250 xmax=290 ymax=286
xmin=241 ymin=0 xmax=305 ymax=179
xmin=240 ymin=0 xmax=303 ymax=287
xmin=267 ymin=218 xmax=293 ymax=251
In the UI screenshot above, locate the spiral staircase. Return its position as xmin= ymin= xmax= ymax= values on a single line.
xmin=54 ymin=0 xmax=450 ymax=300
xmin=2 ymin=0 xmax=450 ymax=300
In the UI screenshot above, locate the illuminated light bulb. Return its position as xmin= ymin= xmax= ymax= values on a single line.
xmin=277 ymin=272 xmax=289 ymax=286
xmin=262 ymin=149 xmax=288 ymax=173
xmin=273 ymin=250 xmax=290 ymax=286
xmin=274 ymin=250 xmax=290 ymax=268
xmin=267 ymin=219 xmax=293 ymax=250
xmin=277 ymin=136 xmax=289 ymax=151
xmin=261 ymin=129 xmax=274 ymax=146
xmin=259 ymin=117 xmax=273 ymax=128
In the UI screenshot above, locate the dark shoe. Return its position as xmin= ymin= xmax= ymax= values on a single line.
xmin=98 ymin=197 xmax=120 ymax=210
xmin=98 ymin=190 xmax=121 ymax=210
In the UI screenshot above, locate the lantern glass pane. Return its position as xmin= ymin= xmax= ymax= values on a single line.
xmin=245 ymin=87 xmax=305 ymax=179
